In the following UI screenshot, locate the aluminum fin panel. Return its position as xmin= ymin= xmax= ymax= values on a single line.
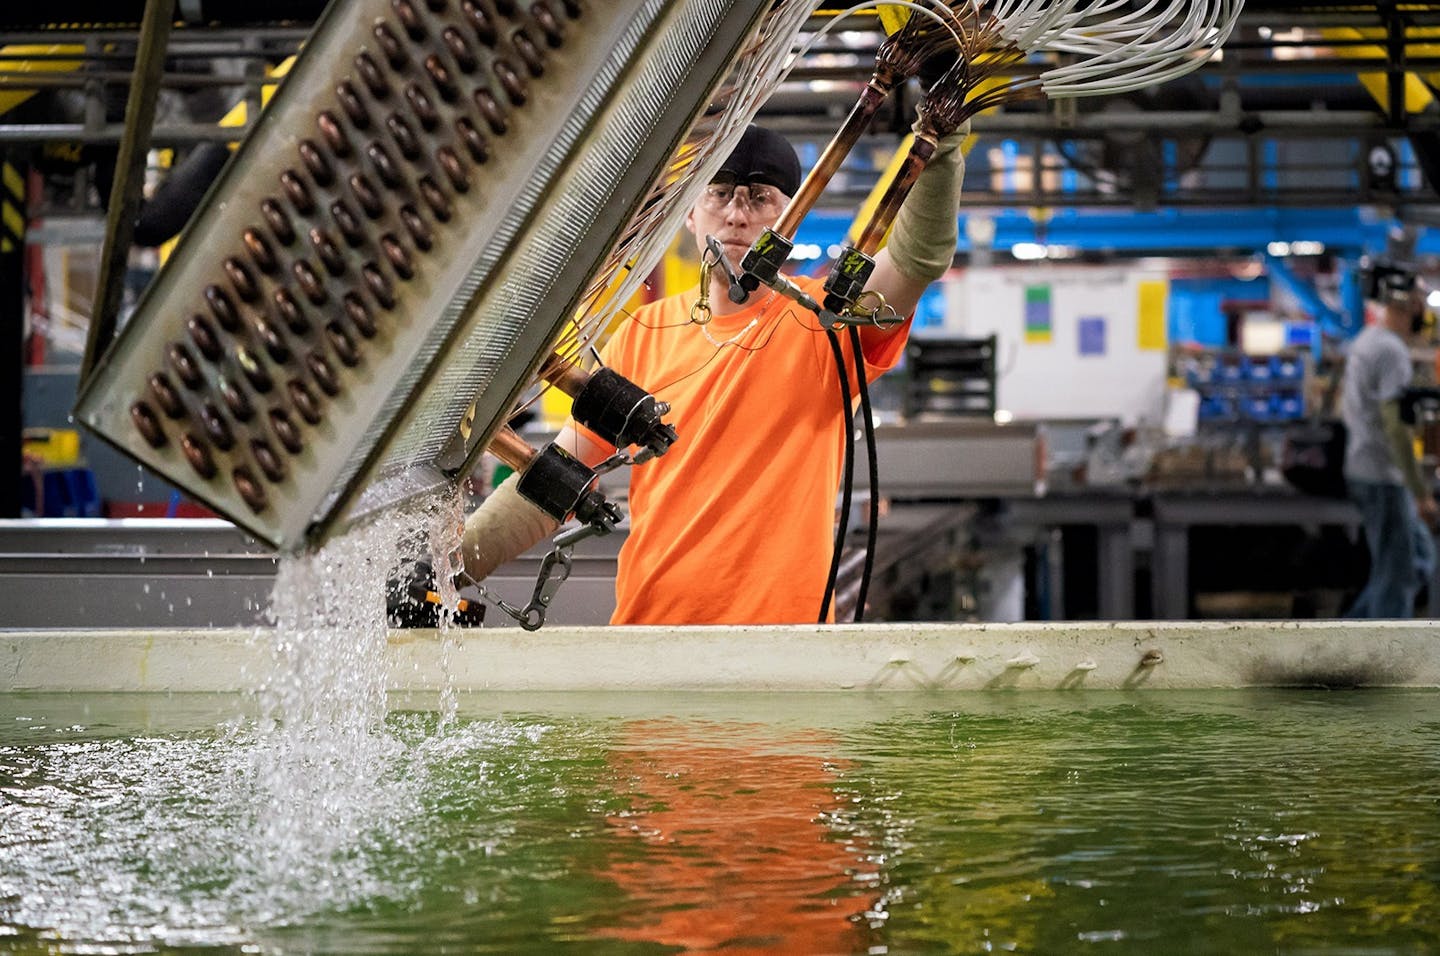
xmin=75 ymin=0 xmax=813 ymax=550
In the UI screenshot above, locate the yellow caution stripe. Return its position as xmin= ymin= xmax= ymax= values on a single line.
xmin=1 ymin=160 xmax=23 ymax=254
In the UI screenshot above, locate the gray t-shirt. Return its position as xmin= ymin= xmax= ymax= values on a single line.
xmin=1341 ymin=323 xmax=1413 ymax=486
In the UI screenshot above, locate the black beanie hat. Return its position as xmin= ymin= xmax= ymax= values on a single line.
xmin=716 ymin=125 xmax=800 ymax=197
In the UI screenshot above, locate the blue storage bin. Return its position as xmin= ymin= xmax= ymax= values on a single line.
xmin=1243 ymin=394 xmax=1273 ymax=421
xmin=1271 ymin=391 xmax=1305 ymax=420
xmin=1272 ymin=355 xmax=1304 ymax=381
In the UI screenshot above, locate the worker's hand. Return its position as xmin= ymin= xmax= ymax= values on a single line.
xmin=1418 ymin=494 xmax=1439 ymax=529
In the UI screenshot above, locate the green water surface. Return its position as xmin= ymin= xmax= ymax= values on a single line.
xmin=1 ymin=690 xmax=1437 ymax=954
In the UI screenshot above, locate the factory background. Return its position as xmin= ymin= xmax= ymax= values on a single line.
xmin=5 ymin=0 xmax=1439 ymax=626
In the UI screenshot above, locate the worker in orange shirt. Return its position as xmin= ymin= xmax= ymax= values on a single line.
xmin=457 ymin=123 xmax=967 ymax=625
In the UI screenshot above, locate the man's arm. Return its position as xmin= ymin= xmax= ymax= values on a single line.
xmin=1381 ymin=398 xmax=1439 ymax=525
xmin=459 ymin=421 xmax=614 ymax=583
xmin=862 ymin=121 xmax=970 ymax=326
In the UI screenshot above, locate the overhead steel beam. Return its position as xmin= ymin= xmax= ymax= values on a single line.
xmin=77 ymin=0 xmax=175 ymax=383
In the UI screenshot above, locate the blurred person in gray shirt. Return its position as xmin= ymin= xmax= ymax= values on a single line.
xmin=1340 ymin=262 xmax=1438 ymax=617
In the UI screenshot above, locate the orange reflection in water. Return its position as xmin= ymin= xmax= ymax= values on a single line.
xmin=598 ymin=721 xmax=875 ymax=955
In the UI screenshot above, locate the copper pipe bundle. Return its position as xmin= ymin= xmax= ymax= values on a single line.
xmin=770 ymin=10 xmax=960 ymax=240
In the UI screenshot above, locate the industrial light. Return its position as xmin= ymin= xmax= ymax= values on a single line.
xmin=1266 ymin=240 xmax=1325 ymax=257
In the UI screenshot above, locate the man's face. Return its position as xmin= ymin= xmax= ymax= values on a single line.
xmin=685 ymin=179 xmax=790 ymax=263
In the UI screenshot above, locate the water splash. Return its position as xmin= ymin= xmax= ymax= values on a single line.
xmin=0 ymin=490 xmax=483 ymax=944
xmin=227 ymin=492 xmax=465 ymax=920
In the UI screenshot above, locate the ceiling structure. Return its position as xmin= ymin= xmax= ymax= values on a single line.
xmin=4 ymin=2 xmax=1440 ymax=217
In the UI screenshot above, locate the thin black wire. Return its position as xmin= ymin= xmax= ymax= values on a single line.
xmin=847 ymin=325 xmax=879 ymax=623
xmin=819 ymin=327 xmax=854 ymax=624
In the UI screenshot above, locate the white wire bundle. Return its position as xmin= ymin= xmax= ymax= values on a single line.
xmin=1006 ymin=0 xmax=1245 ymax=98
xmin=797 ymin=0 xmax=1242 ymax=107
xmin=532 ymin=0 xmax=823 ymax=396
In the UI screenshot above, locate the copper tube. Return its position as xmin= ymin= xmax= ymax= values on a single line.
xmin=456 ymin=117 xmax=488 ymax=163
xmin=233 ymin=466 xmax=268 ymax=513
xmin=253 ymin=316 xmax=290 ymax=363
xmin=513 ymin=29 xmax=545 ymax=77
xmin=362 ymin=263 xmax=397 ymax=309
xmin=436 ymin=146 xmax=469 ymax=192
xmin=349 ymin=173 xmax=384 ymax=219
xmin=317 ymin=110 xmax=352 ymax=156
xmin=771 ymin=81 xmax=888 ymax=240
xmin=274 ymin=289 xmax=309 ymax=334
xmin=252 ymin=438 xmax=287 ymax=482
xmin=443 ymin=27 xmax=478 ymax=72
xmin=343 ymin=293 xmax=377 ymax=338
xmin=366 ymin=141 xmax=402 ymax=188
xmin=269 ymin=409 xmax=304 ymax=453
xmin=405 ymin=84 xmax=440 ymax=130
xmin=306 ymin=351 xmax=340 ymax=396
xmin=310 ymin=227 xmax=346 ymax=276
xmin=279 ymin=170 xmax=314 ymax=214
xmin=533 ymin=1 xmax=564 ymax=46
xmin=131 ymin=402 xmax=166 ymax=448
xmin=336 ymin=81 xmax=371 ymax=129
xmin=217 ymin=378 xmax=253 ymax=422
xmin=424 ymin=54 xmax=459 ymax=102
xmin=373 ymin=23 xmax=409 ymax=68
xmin=462 ymin=0 xmax=497 ymax=45
xmin=417 ymin=176 xmax=453 ymax=221
xmin=473 ymin=88 xmax=508 ymax=135
xmin=539 ymin=357 xmax=590 ymax=397
xmin=299 ymin=140 xmax=334 ymax=186
xmin=387 ymin=114 xmax=421 ymax=160
xmin=181 ymin=432 xmax=215 ymax=478
xmin=392 ymin=0 xmax=425 ymax=40
xmin=326 ymin=322 xmax=360 ymax=367
xmin=168 ymin=342 xmax=203 ymax=389
xmin=381 ymin=234 xmax=415 ymax=279
xmin=187 ymin=315 xmax=223 ymax=360
xmin=224 ymin=257 xmax=258 ymax=301
xmin=148 ymin=373 xmax=185 ymax=418
xmin=200 ymin=400 xmax=236 ymax=449
xmin=205 ymin=285 xmax=239 ymax=330
xmin=488 ymin=425 xmax=538 ymax=472
xmin=260 ymin=198 xmax=295 ymax=244
xmin=288 ymin=379 xmax=322 ymax=423
xmin=399 ymin=204 xmax=434 ymax=250
xmin=243 ymin=228 xmax=277 ymax=272
xmin=236 ymin=346 xmax=274 ymax=393
xmin=355 ymin=52 xmax=391 ymax=99
xmin=494 ymin=58 xmax=526 ymax=105
xmin=853 ymin=135 xmax=937 ymax=256
xmin=293 ymin=260 xmax=328 ymax=305
xmin=330 ymin=200 xmax=365 ymax=246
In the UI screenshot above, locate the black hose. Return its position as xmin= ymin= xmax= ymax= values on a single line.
xmin=134 ymin=143 xmax=231 ymax=246
xmin=94 ymin=142 xmax=232 ymax=247
xmin=847 ymin=326 xmax=879 ymax=623
xmin=819 ymin=327 xmax=854 ymax=623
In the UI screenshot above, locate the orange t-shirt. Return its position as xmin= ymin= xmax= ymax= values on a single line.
xmin=585 ymin=276 xmax=912 ymax=625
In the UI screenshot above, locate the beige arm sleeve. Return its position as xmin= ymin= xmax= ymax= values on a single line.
xmin=1381 ymin=400 xmax=1429 ymax=500
xmin=885 ymin=120 xmax=969 ymax=283
xmin=459 ymin=473 xmax=560 ymax=583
